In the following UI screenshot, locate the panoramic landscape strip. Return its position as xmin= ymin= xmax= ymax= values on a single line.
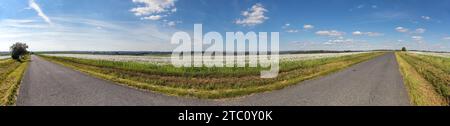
xmin=1 ymin=0 xmax=450 ymax=108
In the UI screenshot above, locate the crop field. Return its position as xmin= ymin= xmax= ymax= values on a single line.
xmin=0 ymin=56 xmax=10 ymax=60
xmin=0 ymin=57 xmax=29 ymax=105
xmin=39 ymin=52 xmax=384 ymax=99
xmin=42 ymin=54 xmax=172 ymax=65
xmin=42 ymin=52 xmax=368 ymax=65
xmin=409 ymin=51 xmax=450 ymax=58
xmin=396 ymin=52 xmax=449 ymax=105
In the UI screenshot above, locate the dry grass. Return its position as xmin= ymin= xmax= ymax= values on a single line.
xmin=396 ymin=52 xmax=447 ymax=105
xmin=0 ymin=57 xmax=29 ymax=105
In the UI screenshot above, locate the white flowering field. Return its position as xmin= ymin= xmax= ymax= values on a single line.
xmin=409 ymin=51 xmax=450 ymax=58
xmin=0 ymin=56 xmax=10 ymax=60
xmin=42 ymin=52 xmax=367 ymax=64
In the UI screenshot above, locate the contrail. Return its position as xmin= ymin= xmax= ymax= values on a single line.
xmin=29 ymin=0 xmax=52 ymax=25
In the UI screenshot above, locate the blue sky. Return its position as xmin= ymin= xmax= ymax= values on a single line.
xmin=1 ymin=0 xmax=450 ymax=51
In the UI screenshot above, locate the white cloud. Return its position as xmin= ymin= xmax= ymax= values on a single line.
xmin=412 ymin=36 xmax=423 ymax=41
xmin=443 ymin=37 xmax=450 ymax=40
xmin=282 ymin=23 xmax=299 ymax=33
xmin=316 ymin=30 xmax=345 ymax=37
xmin=131 ymin=0 xmax=177 ymax=21
xmin=303 ymin=24 xmax=314 ymax=30
xmin=0 ymin=19 xmax=48 ymax=29
xmin=286 ymin=29 xmax=299 ymax=33
xmin=165 ymin=20 xmax=181 ymax=27
xmin=142 ymin=15 xmax=163 ymax=20
xmin=365 ymin=32 xmax=383 ymax=37
xmin=28 ymin=0 xmax=52 ymax=25
xmin=323 ymin=38 xmax=355 ymax=45
xmin=413 ymin=28 xmax=426 ymax=34
xmin=282 ymin=23 xmax=290 ymax=29
xmin=352 ymin=31 xmax=363 ymax=35
xmin=171 ymin=8 xmax=177 ymax=13
xmin=352 ymin=4 xmax=377 ymax=10
xmin=235 ymin=3 xmax=269 ymax=26
xmin=352 ymin=31 xmax=384 ymax=37
xmin=167 ymin=21 xmax=176 ymax=27
xmin=421 ymin=16 xmax=431 ymax=20
xmin=395 ymin=27 xmax=409 ymax=32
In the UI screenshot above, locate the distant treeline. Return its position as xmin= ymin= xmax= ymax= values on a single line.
xmin=408 ymin=50 xmax=450 ymax=53
xmin=0 ymin=52 xmax=10 ymax=56
xmin=282 ymin=50 xmax=365 ymax=54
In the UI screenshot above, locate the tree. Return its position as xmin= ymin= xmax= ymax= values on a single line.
xmin=10 ymin=42 xmax=28 ymax=61
xmin=401 ymin=47 xmax=407 ymax=51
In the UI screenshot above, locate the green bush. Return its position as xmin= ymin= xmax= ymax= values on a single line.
xmin=10 ymin=42 xmax=28 ymax=61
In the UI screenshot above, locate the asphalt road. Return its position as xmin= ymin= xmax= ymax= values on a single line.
xmin=17 ymin=55 xmax=214 ymax=106
xmin=227 ymin=52 xmax=410 ymax=106
xmin=17 ymin=53 xmax=410 ymax=106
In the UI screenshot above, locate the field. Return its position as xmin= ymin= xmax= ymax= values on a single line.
xmin=42 ymin=52 xmax=367 ymax=65
xmin=0 ymin=56 xmax=10 ymax=60
xmin=43 ymin=54 xmax=172 ymax=65
xmin=409 ymin=51 xmax=450 ymax=58
xmin=396 ymin=52 xmax=449 ymax=105
xmin=39 ymin=52 xmax=384 ymax=99
xmin=0 ymin=57 xmax=29 ymax=105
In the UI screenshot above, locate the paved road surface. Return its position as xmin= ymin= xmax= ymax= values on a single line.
xmin=17 ymin=53 xmax=409 ymax=106
xmin=17 ymin=55 xmax=213 ymax=106
xmin=227 ymin=52 xmax=410 ymax=106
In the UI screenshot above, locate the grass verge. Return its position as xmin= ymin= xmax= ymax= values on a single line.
xmin=39 ymin=52 xmax=384 ymax=99
xmin=395 ymin=52 xmax=447 ymax=105
xmin=396 ymin=52 xmax=449 ymax=105
xmin=0 ymin=57 xmax=29 ymax=105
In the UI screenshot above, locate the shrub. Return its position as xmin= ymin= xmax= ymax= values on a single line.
xmin=10 ymin=42 xmax=28 ymax=61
